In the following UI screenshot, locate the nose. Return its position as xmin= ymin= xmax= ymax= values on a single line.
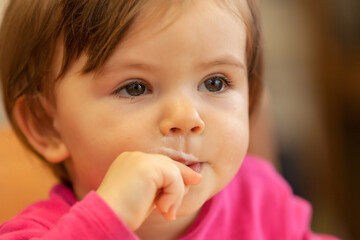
xmin=159 ymin=97 xmax=205 ymax=136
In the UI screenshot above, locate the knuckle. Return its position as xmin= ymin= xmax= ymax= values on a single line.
xmin=169 ymin=164 xmax=181 ymax=177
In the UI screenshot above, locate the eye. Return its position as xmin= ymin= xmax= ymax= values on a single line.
xmin=113 ymin=80 xmax=151 ymax=97
xmin=198 ymin=75 xmax=230 ymax=92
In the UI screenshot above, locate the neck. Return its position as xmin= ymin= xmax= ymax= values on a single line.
xmin=135 ymin=210 xmax=200 ymax=240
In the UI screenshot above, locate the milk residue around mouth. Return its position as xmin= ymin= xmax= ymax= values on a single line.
xmin=159 ymin=147 xmax=198 ymax=163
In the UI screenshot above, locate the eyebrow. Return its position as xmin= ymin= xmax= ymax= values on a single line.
xmin=124 ymin=63 xmax=156 ymax=71
xmin=198 ymin=56 xmax=246 ymax=70
xmin=99 ymin=62 xmax=156 ymax=75
xmin=101 ymin=55 xmax=246 ymax=74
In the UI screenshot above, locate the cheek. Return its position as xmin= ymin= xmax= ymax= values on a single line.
xmin=61 ymin=110 xmax=155 ymax=184
xmin=217 ymin=120 xmax=248 ymax=168
xmin=207 ymin=105 xmax=249 ymax=177
xmin=210 ymin=95 xmax=249 ymax=149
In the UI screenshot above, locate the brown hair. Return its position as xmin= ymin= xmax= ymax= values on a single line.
xmin=0 ymin=0 xmax=262 ymax=182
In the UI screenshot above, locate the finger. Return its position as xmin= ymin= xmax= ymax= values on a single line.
xmin=172 ymin=161 xmax=203 ymax=186
xmin=161 ymin=204 xmax=178 ymax=221
xmin=154 ymin=165 xmax=185 ymax=221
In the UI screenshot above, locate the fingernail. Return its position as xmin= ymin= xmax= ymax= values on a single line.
xmin=162 ymin=202 xmax=172 ymax=214
xmin=168 ymin=205 xmax=177 ymax=221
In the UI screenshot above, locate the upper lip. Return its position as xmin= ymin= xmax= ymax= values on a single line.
xmin=158 ymin=147 xmax=199 ymax=166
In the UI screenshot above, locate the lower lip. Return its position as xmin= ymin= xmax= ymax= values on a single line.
xmin=187 ymin=163 xmax=203 ymax=173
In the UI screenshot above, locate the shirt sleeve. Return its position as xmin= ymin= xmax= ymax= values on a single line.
xmin=0 ymin=191 xmax=139 ymax=240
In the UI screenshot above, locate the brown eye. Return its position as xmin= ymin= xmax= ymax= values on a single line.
xmin=114 ymin=80 xmax=151 ymax=97
xmin=199 ymin=76 xmax=228 ymax=92
xmin=125 ymin=83 xmax=146 ymax=96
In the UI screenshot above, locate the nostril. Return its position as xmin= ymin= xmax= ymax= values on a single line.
xmin=191 ymin=126 xmax=201 ymax=133
xmin=170 ymin=127 xmax=181 ymax=133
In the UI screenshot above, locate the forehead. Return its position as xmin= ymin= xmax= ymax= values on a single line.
xmin=127 ymin=0 xmax=249 ymax=39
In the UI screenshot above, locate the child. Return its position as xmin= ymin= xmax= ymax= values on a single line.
xmin=0 ymin=0 xmax=339 ymax=239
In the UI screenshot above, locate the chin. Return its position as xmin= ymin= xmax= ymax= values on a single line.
xmin=176 ymin=189 xmax=212 ymax=217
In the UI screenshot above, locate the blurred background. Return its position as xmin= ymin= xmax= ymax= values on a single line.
xmin=0 ymin=0 xmax=359 ymax=239
xmin=257 ymin=0 xmax=359 ymax=239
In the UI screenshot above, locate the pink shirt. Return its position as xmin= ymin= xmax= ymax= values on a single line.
xmin=0 ymin=155 xmax=340 ymax=239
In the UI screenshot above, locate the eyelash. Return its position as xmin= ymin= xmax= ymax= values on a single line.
xmin=217 ymin=74 xmax=232 ymax=86
xmin=112 ymin=80 xmax=152 ymax=98
xmin=198 ymin=74 xmax=233 ymax=92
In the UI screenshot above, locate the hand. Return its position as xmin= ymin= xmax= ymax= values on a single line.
xmin=96 ymin=151 xmax=202 ymax=230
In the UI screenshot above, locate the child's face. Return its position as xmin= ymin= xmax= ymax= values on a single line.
xmin=53 ymin=1 xmax=249 ymax=216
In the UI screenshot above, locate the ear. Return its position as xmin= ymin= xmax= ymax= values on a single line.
xmin=13 ymin=96 xmax=70 ymax=163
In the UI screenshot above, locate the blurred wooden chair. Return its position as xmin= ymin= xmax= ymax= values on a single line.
xmin=0 ymin=127 xmax=58 ymax=224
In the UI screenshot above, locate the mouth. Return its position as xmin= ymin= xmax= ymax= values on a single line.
xmin=185 ymin=162 xmax=203 ymax=173
xmin=159 ymin=147 xmax=203 ymax=173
